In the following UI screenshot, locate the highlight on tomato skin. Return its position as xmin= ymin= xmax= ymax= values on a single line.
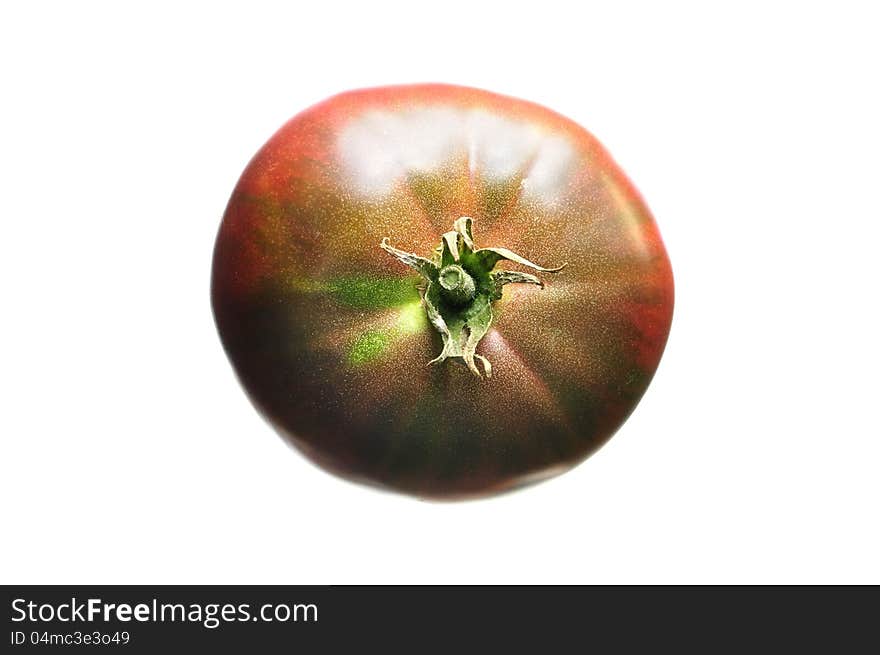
xmin=211 ymin=83 xmax=674 ymax=499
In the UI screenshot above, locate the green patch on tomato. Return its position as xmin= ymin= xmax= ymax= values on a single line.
xmin=395 ymin=301 xmax=428 ymax=333
xmin=347 ymin=302 xmax=430 ymax=366
xmin=325 ymin=276 xmax=420 ymax=309
xmin=348 ymin=329 xmax=391 ymax=365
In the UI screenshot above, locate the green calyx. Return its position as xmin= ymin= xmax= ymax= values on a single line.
xmin=380 ymin=216 xmax=566 ymax=378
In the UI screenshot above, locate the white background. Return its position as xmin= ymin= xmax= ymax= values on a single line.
xmin=2 ymin=2 xmax=878 ymax=584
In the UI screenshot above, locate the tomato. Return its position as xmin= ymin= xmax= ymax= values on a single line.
xmin=212 ymin=84 xmax=673 ymax=498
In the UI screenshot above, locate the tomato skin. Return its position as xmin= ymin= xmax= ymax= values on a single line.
xmin=212 ymin=84 xmax=673 ymax=498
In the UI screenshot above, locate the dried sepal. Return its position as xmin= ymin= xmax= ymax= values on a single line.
xmin=379 ymin=237 xmax=439 ymax=281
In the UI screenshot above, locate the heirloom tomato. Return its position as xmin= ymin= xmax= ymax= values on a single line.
xmin=212 ymin=84 xmax=673 ymax=498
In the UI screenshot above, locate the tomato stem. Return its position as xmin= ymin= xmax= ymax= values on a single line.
xmin=380 ymin=216 xmax=566 ymax=378
xmin=438 ymin=264 xmax=476 ymax=305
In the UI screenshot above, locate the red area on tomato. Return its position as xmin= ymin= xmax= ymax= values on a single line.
xmin=212 ymin=84 xmax=673 ymax=498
